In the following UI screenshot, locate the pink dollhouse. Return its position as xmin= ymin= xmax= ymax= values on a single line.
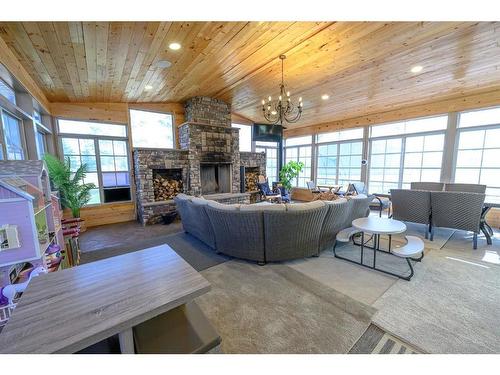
xmin=0 ymin=161 xmax=65 ymax=329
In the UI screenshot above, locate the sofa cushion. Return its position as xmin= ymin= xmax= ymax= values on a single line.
xmin=286 ymin=200 xmax=326 ymax=212
xmin=191 ymin=196 xmax=208 ymax=205
xmin=240 ymin=203 xmax=286 ymax=212
xmin=207 ymin=200 xmax=240 ymax=211
xmin=175 ymin=193 xmax=191 ymax=201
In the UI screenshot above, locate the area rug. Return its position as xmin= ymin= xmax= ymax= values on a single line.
xmin=349 ymin=324 xmax=422 ymax=354
xmin=286 ymin=250 xmax=397 ymax=305
xmin=79 ymin=232 xmax=229 ymax=272
xmin=381 ymin=222 xmax=455 ymax=250
xmin=372 ymin=247 xmax=500 ymax=353
xmin=195 ymin=260 xmax=375 ymax=353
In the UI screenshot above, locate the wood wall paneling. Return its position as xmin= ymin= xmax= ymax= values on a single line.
xmin=284 ymin=89 xmax=500 ymax=137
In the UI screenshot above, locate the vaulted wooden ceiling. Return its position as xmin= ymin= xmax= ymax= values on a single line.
xmin=0 ymin=21 xmax=499 ymax=129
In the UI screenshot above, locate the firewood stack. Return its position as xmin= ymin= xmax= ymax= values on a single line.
xmin=245 ymin=171 xmax=260 ymax=192
xmin=153 ymin=176 xmax=183 ymax=201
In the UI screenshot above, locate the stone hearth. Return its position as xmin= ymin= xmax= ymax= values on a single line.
xmin=134 ymin=96 xmax=266 ymax=225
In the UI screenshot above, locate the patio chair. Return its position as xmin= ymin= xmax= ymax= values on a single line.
xmin=350 ymin=182 xmax=391 ymax=217
xmin=430 ymin=191 xmax=485 ymax=249
xmin=444 ymin=183 xmax=486 ymax=193
xmin=257 ymin=175 xmax=282 ymax=203
xmin=390 ymin=189 xmax=432 ymax=239
xmin=410 ymin=182 xmax=444 ymax=191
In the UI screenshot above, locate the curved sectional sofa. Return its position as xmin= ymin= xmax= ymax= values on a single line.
xmin=174 ymin=194 xmax=373 ymax=264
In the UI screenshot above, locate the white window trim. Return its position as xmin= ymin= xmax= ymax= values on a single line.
xmin=57 ymin=118 xmax=132 ymax=207
xmin=129 ymin=108 xmax=176 ymax=150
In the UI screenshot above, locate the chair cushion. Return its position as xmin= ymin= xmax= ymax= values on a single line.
xmin=257 ymin=181 xmax=273 ymax=195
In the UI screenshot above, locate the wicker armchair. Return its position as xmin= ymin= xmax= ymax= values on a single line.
xmin=444 ymin=183 xmax=486 ymax=193
xmin=410 ymin=182 xmax=444 ymax=191
xmin=430 ymin=191 xmax=485 ymax=249
xmin=390 ymin=189 xmax=432 ymax=238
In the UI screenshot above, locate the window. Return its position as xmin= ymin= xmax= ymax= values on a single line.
xmin=59 ymin=119 xmax=127 ymax=137
xmin=129 ymin=109 xmax=174 ymax=148
xmin=368 ymin=115 xmax=447 ymax=193
xmin=35 ymin=130 xmax=46 ymax=159
xmin=368 ymin=138 xmax=402 ymax=193
xmin=0 ymin=79 xmax=16 ymax=105
xmin=402 ymin=134 xmax=444 ymax=188
xmin=232 ymin=123 xmax=252 ymax=152
xmin=1 ymin=110 xmax=24 ymax=160
xmin=455 ymin=107 xmax=500 ymax=198
xmin=255 ymin=141 xmax=278 ymax=183
xmin=370 ymin=115 xmax=447 ymax=138
xmin=61 ymin=137 xmax=101 ymax=204
xmin=285 ymin=136 xmax=312 ymax=188
xmin=58 ymin=119 xmax=131 ymax=205
xmin=316 ymin=128 xmax=363 ymax=187
xmin=33 ymin=110 xmax=42 ymax=123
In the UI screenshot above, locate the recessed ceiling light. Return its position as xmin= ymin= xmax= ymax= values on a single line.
xmin=155 ymin=60 xmax=172 ymax=69
xmin=321 ymin=94 xmax=330 ymax=100
xmin=169 ymin=42 xmax=181 ymax=50
xmin=144 ymin=85 xmax=154 ymax=91
xmin=411 ymin=65 xmax=423 ymax=73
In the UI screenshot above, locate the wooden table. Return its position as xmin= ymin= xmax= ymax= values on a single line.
xmin=0 ymin=244 xmax=210 ymax=354
xmin=317 ymin=184 xmax=341 ymax=193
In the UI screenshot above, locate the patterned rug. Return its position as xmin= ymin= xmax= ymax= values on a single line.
xmin=349 ymin=324 xmax=423 ymax=354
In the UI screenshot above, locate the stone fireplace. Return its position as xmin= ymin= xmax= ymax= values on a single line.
xmin=134 ymin=96 xmax=267 ymax=224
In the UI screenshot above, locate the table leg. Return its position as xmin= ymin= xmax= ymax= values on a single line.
xmin=118 ymin=328 xmax=135 ymax=354
xmin=360 ymin=232 xmax=364 ymax=265
xmin=373 ymin=234 xmax=377 ymax=268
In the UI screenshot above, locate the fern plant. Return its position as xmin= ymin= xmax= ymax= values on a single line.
xmin=44 ymin=154 xmax=96 ymax=218
xmin=279 ymin=161 xmax=304 ymax=191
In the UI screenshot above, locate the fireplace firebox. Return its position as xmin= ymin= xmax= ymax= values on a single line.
xmin=200 ymin=163 xmax=231 ymax=195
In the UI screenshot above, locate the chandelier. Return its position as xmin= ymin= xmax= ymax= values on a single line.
xmin=261 ymin=55 xmax=303 ymax=126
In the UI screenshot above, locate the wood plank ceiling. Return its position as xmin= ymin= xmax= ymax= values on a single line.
xmin=0 ymin=21 xmax=499 ymax=129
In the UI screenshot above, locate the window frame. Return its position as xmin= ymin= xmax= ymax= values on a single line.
xmin=315 ymin=131 xmax=364 ymax=187
xmin=255 ymin=141 xmax=279 ymax=183
xmin=367 ymin=127 xmax=447 ymax=193
xmin=452 ymin=121 xmax=500 ymax=198
xmin=0 ymin=107 xmax=26 ymax=160
xmin=129 ymin=108 xmax=175 ymax=150
xmin=57 ymin=118 xmax=132 ymax=207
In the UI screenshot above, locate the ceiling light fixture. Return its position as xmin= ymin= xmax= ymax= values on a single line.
xmin=144 ymin=85 xmax=154 ymax=91
xmin=155 ymin=60 xmax=172 ymax=69
xmin=169 ymin=42 xmax=181 ymax=50
xmin=411 ymin=65 xmax=423 ymax=73
xmin=321 ymin=94 xmax=330 ymax=100
xmin=261 ymin=55 xmax=303 ymax=126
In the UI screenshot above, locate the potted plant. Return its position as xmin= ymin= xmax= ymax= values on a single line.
xmin=279 ymin=161 xmax=304 ymax=196
xmin=44 ymin=154 xmax=96 ymax=226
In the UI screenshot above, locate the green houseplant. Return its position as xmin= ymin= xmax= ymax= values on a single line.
xmin=279 ymin=161 xmax=304 ymax=191
xmin=44 ymin=154 xmax=96 ymax=218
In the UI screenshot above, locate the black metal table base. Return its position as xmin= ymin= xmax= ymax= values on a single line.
xmin=334 ymin=233 xmax=423 ymax=281
xmin=480 ymin=206 xmax=494 ymax=245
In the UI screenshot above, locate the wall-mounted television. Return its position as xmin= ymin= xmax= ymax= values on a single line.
xmin=253 ymin=124 xmax=283 ymax=142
